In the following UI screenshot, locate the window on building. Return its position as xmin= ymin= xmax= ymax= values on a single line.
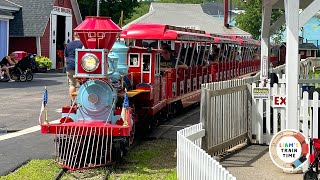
xmin=307 ymin=50 xmax=311 ymax=56
xmin=300 ymin=51 xmax=305 ymax=55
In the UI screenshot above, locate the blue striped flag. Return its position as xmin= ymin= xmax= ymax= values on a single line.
xmin=39 ymin=87 xmax=48 ymax=124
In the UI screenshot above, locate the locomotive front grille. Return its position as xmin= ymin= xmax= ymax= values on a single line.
xmin=54 ymin=126 xmax=113 ymax=170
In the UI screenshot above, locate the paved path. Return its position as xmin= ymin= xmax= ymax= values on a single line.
xmin=220 ymin=145 xmax=303 ymax=180
xmin=0 ymin=72 xmax=69 ymax=175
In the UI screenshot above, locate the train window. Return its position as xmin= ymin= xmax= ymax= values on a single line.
xmin=125 ymin=39 xmax=135 ymax=47
xmin=155 ymin=53 xmax=160 ymax=75
xmin=142 ymin=40 xmax=158 ymax=49
xmin=142 ymin=54 xmax=151 ymax=72
xmin=129 ymin=53 xmax=140 ymax=67
xmin=160 ymin=40 xmax=173 ymax=50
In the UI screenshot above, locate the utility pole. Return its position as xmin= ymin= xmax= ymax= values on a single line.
xmin=97 ymin=0 xmax=100 ymax=16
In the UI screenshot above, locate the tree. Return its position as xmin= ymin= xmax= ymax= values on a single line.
xmin=233 ymin=0 xmax=284 ymax=43
xmin=160 ymin=0 xmax=207 ymax=4
xmin=123 ymin=2 xmax=151 ymax=25
xmin=77 ymin=0 xmax=139 ymax=24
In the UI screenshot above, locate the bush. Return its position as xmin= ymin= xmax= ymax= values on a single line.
xmin=36 ymin=56 xmax=53 ymax=70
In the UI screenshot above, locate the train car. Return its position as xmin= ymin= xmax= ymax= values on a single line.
xmin=39 ymin=17 xmax=267 ymax=171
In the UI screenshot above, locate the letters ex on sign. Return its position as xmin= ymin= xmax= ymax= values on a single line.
xmin=273 ymin=95 xmax=286 ymax=108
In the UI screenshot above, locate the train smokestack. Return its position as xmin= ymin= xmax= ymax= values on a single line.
xmin=74 ymin=16 xmax=121 ymax=50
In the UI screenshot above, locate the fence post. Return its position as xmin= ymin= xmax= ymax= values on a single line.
xmin=266 ymin=81 xmax=271 ymax=144
xmin=200 ymin=84 xmax=208 ymax=151
xmin=313 ymin=92 xmax=319 ymax=138
xmin=247 ymin=83 xmax=253 ymax=143
xmin=302 ymin=91 xmax=309 ymax=138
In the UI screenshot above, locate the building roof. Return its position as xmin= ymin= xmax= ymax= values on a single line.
xmin=299 ymin=43 xmax=319 ymax=50
xmin=123 ymin=3 xmax=251 ymax=37
xmin=0 ymin=0 xmax=21 ymax=10
xmin=0 ymin=0 xmax=20 ymax=18
xmin=8 ymin=0 xmax=54 ymax=37
xmin=201 ymin=2 xmax=239 ymax=17
xmin=8 ymin=0 xmax=82 ymax=37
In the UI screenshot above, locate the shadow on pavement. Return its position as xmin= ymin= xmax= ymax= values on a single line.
xmin=0 ymin=73 xmax=65 ymax=89
xmin=220 ymin=145 xmax=269 ymax=167
xmin=0 ymin=79 xmax=63 ymax=89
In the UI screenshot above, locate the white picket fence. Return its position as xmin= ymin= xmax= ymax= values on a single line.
xmin=251 ymin=75 xmax=320 ymax=144
xmin=175 ymin=60 xmax=320 ymax=179
xmin=177 ymin=123 xmax=236 ymax=180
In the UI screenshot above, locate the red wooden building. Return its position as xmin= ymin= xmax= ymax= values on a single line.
xmin=8 ymin=0 xmax=82 ymax=69
xmin=279 ymin=37 xmax=319 ymax=62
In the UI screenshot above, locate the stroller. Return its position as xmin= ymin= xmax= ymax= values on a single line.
xmin=304 ymin=138 xmax=320 ymax=180
xmin=1 ymin=54 xmax=36 ymax=82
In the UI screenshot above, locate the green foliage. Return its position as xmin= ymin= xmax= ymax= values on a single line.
xmin=0 ymin=159 xmax=60 ymax=180
xmin=0 ymin=140 xmax=177 ymax=180
xmin=62 ymin=139 xmax=177 ymax=180
xmin=160 ymin=0 xmax=208 ymax=4
xmin=35 ymin=56 xmax=53 ymax=69
xmin=124 ymin=2 xmax=151 ymax=25
xmin=77 ymin=0 xmax=139 ymax=25
xmin=233 ymin=0 xmax=285 ymax=41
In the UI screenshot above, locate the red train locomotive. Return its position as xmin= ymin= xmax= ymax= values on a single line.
xmin=40 ymin=16 xmax=278 ymax=170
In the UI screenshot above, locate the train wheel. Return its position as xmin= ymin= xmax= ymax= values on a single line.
xmin=113 ymin=141 xmax=124 ymax=162
xmin=151 ymin=117 xmax=159 ymax=129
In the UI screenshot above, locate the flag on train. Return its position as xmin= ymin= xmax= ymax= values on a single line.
xmin=121 ymin=89 xmax=131 ymax=127
xmin=39 ymin=86 xmax=48 ymax=125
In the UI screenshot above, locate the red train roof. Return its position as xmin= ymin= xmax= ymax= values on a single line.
xmin=121 ymin=23 xmax=214 ymax=41
xmin=211 ymin=34 xmax=259 ymax=46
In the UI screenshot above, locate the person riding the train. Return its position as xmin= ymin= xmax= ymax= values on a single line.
xmin=160 ymin=46 xmax=188 ymax=70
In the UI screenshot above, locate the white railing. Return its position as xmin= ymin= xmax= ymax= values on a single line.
xmin=177 ymin=123 xmax=236 ymax=180
xmin=251 ymin=76 xmax=320 ymax=144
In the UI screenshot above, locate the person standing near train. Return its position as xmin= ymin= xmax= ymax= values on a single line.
xmin=0 ymin=52 xmax=18 ymax=82
xmin=64 ymin=33 xmax=83 ymax=103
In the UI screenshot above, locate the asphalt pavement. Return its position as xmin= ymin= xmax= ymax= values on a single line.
xmin=0 ymin=72 xmax=69 ymax=175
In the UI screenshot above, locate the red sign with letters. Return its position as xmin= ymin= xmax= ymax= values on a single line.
xmin=273 ymin=95 xmax=286 ymax=107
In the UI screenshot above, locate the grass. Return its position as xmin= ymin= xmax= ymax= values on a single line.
xmin=0 ymin=159 xmax=61 ymax=180
xmin=0 ymin=139 xmax=177 ymax=180
xmin=62 ymin=139 xmax=177 ymax=180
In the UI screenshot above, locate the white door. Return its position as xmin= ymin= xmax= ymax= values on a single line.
xmin=50 ymin=14 xmax=57 ymax=69
xmin=65 ymin=16 xmax=72 ymax=44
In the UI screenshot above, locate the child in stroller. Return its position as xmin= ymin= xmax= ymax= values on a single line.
xmin=1 ymin=53 xmax=36 ymax=82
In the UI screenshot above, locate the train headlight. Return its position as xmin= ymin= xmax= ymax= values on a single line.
xmin=81 ymin=53 xmax=100 ymax=72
